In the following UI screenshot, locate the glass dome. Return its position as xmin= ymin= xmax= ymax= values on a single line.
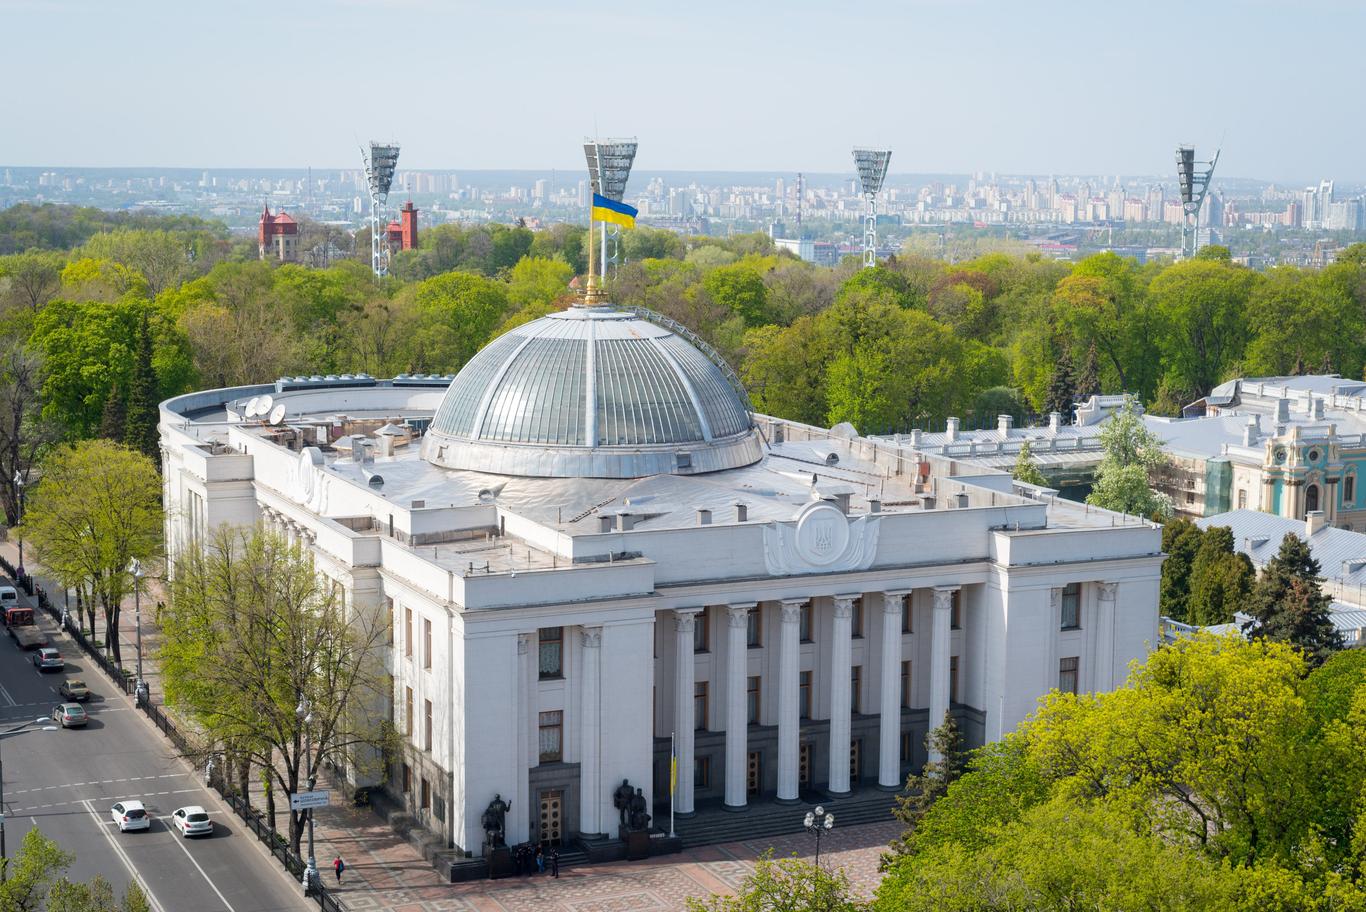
xmin=421 ymin=305 xmax=763 ymax=478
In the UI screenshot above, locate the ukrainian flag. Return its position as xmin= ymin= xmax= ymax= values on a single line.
xmin=592 ymin=193 xmax=637 ymax=229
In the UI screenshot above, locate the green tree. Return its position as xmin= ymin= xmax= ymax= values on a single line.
xmin=399 ymin=271 xmax=510 ymax=372
xmin=17 ymin=440 xmax=162 ymax=664
xmin=506 ymin=256 xmax=574 ymax=309
xmin=1076 ymin=340 xmax=1101 ymax=399
xmin=122 ymin=313 xmax=159 ymax=464
xmin=1186 ymin=526 xmax=1255 ymax=626
xmin=1011 ymin=440 xmax=1048 ymax=487
xmin=741 ymin=320 xmax=828 ymax=426
xmin=0 ymin=340 xmax=61 ymax=526
xmin=1052 ymin=251 xmax=1155 ymax=398
xmin=1245 ymin=533 xmax=1343 ymax=665
xmin=161 ymin=525 xmax=395 ymax=852
xmin=0 ymin=250 xmax=65 ymax=312
xmin=1043 ymin=345 xmax=1076 ymax=416
xmin=704 ymin=262 xmax=774 ymax=328
xmin=1159 ymin=517 xmax=1203 ymax=622
xmin=1243 ymin=268 xmax=1363 ymax=380
xmin=97 ymin=377 xmax=126 ymax=442
xmin=0 ymin=828 xmax=149 ymax=912
xmin=1149 ymin=257 xmax=1254 ymax=397
xmin=886 ymin=712 xmax=967 ymax=862
xmin=1086 ymin=397 xmax=1171 ymax=518
xmin=687 ymin=853 xmax=867 ymax=912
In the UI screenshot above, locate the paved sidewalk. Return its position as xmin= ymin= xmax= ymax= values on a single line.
xmin=2 ymin=540 xmax=898 ymax=911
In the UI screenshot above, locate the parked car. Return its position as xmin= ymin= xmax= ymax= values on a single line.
xmin=171 ymin=806 xmax=213 ymax=837
xmin=32 ymin=647 xmax=63 ymax=671
xmin=58 ymin=678 xmax=90 ymax=701
xmin=110 ymin=800 xmax=150 ymax=832
xmin=51 ymin=702 xmax=87 ymax=728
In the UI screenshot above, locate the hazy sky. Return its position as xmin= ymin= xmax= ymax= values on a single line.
xmin=7 ymin=0 xmax=1364 ymax=182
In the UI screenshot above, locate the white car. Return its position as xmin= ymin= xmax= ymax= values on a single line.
xmin=171 ymin=806 xmax=213 ymax=837
xmin=110 ymin=800 xmax=150 ymax=832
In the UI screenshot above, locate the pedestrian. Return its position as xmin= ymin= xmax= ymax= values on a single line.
xmin=334 ymin=855 xmax=345 ymax=884
xmin=535 ymin=845 xmax=545 ymax=874
xmin=551 ymin=847 xmax=559 ymax=878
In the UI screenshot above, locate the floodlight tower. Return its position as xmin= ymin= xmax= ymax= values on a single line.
xmin=1176 ymin=144 xmax=1219 ymax=259
xmin=584 ymin=138 xmax=638 ymax=279
xmin=853 ymin=148 xmax=892 ymax=268
xmin=362 ymin=141 xmax=401 ymax=278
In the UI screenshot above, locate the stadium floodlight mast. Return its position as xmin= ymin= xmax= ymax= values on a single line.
xmin=853 ymin=148 xmax=892 ymax=268
xmin=584 ymin=138 xmax=638 ymax=280
xmin=1176 ymin=144 xmax=1220 ymax=259
xmin=362 ymin=141 xmax=401 ymax=278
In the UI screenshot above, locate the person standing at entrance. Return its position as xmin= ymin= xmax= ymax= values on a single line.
xmin=334 ymin=855 xmax=345 ymax=884
xmin=551 ymin=848 xmax=560 ymax=878
xmin=536 ymin=845 xmax=545 ymax=874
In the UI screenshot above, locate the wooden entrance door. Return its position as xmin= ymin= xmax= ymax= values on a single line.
xmin=538 ymin=790 xmax=563 ymax=846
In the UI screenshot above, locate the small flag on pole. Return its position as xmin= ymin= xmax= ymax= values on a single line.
xmin=670 ymin=754 xmax=678 ymax=795
xmin=592 ymin=193 xmax=637 ymax=229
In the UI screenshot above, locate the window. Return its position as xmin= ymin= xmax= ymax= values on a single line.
xmin=1347 ymin=475 xmax=1356 ymax=504
xmin=851 ymin=599 xmax=864 ymax=638
xmin=949 ymin=656 xmax=959 ymax=704
xmin=799 ymin=671 xmax=812 ymax=719
xmin=401 ymin=762 xmax=411 ymax=794
xmin=1307 ymin=485 xmax=1320 ymax=513
xmin=538 ymin=710 xmax=563 ymax=762
xmin=851 ymin=665 xmax=862 ymax=713
xmin=538 ymin=627 xmax=563 ymax=679
xmin=422 ymin=617 xmax=432 ymax=670
xmin=950 ymin=590 xmax=962 ymax=630
xmin=694 ymin=681 xmax=709 ymax=730
xmin=694 ymin=608 xmax=710 ymax=653
xmin=420 ymin=777 xmax=430 ymax=811
xmin=901 ymin=595 xmax=913 ymax=634
xmin=385 ymin=597 xmax=394 ymax=645
xmin=901 ymin=660 xmax=912 ymax=709
xmin=1186 ymin=491 xmax=1195 ymax=506
xmin=799 ymin=602 xmax=813 ymax=642
xmin=404 ymin=607 xmax=413 ymax=658
xmin=405 ymin=687 xmax=413 ymax=739
xmin=1059 ymin=656 xmax=1079 ymax=694
xmin=1061 ymin=582 xmax=1081 ymax=630
xmin=747 ymin=676 xmax=761 ymax=725
xmin=423 ymin=699 xmax=433 ymax=752
xmin=694 ymin=756 xmax=711 ymax=788
xmin=1237 ymin=488 xmax=1248 ymax=509
xmin=746 ymin=609 xmax=762 ymax=648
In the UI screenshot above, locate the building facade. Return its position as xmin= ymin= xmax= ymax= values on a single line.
xmin=258 ymin=205 xmax=299 ymax=262
xmin=159 ymin=304 xmax=1161 ymax=857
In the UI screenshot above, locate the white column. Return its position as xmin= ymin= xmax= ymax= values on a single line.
xmin=673 ymin=609 xmax=700 ymax=815
xmin=578 ymin=626 xmax=603 ymax=836
xmin=777 ymin=599 xmax=804 ymax=802
xmin=928 ymin=587 xmax=956 ymax=763
xmin=827 ymin=595 xmax=856 ymax=795
xmin=1095 ymin=582 xmax=1118 ymax=691
xmin=513 ymin=633 xmax=534 ymax=844
xmin=878 ymin=591 xmax=909 ymax=788
xmin=723 ymin=603 xmax=754 ymax=809
xmin=1047 ymin=587 xmax=1063 ymax=695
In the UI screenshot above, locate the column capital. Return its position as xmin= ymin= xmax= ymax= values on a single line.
xmin=832 ymin=594 xmax=861 ymax=617
xmin=674 ymin=607 xmax=702 ymax=633
xmin=726 ymin=603 xmax=755 ymax=627
xmin=881 ymin=591 xmax=909 ymax=615
xmin=932 ymin=586 xmax=958 ymax=611
xmin=1050 ymin=587 xmax=1064 ymax=609
xmin=881 ymin=588 xmax=913 ymax=599
xmin=1099 ymin=581 xmax=1119 ymax=601
xmin=580 ymin=626 xmax=603 ymax=649
xmin=780 ymin=600 xmax=804 ymax=623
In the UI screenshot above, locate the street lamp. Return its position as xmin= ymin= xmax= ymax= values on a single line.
xmin=0 ymin=717 xmax=57 ymax=882
xmin=127 ymin=559 xmax=148 ymax=706
xmin=12 ymin=471 xmax=23 ymax=579
xmin=803 ymin=804 xmax=835 ymax=867
xmin=296 ymin=698 xmax=318 ymax=895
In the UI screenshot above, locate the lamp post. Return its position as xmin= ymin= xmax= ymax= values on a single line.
xmin=803 ymin=804 xmax=835 ymax=867
xmin=1 ymin=717 xmax=57 ymax=882
xmin=127 ymin=559 xmax=147 ymax=706
xmin=296 ymin=698 xmax=318 ymax=895
xmin=11 ymin=471 xmax=23 ymax=579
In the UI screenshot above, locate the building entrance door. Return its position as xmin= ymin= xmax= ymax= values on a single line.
xmin=849 ymin=740 xmax=862 ymax=784
xmin=799 ymin=742 xmax=813 ymax=787
xmin=747 ymin=751 xmax=762 ymax=795
xmin=538 ymin=790 xmax=563 ymax=847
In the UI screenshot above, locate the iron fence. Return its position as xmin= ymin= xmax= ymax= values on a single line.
xmin=1 ymin=553 xmax=349 ymax=910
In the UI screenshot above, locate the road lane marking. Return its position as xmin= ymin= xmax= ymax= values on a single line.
xmin=81 ymin=799 xmax=168 ymax=912
xmin=20 ymin=788 xmax=201 ymax=815
xmin=0 ymin=683 xmax=16 ymax=706
xmin=160 ymin=816 xmax=238 ymax=912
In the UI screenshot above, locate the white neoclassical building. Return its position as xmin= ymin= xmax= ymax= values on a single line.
xmin=160 ymin=303 xmax=1162 ymax=859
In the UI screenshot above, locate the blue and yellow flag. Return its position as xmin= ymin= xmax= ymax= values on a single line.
xmin=592 ymin=193 xmax=637 ymax=229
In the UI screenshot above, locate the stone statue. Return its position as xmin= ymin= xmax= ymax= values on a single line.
xmin=482 ymin=793 xmax=511 ymax=847
xmin=627 ymin=787 xmax=651 ymax=831
xmin=613 ymin=778 xmax=634 ymax=827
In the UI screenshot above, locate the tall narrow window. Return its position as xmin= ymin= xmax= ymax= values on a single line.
xmin=1307 ymin=484 xmax=1321 ymax=513
xmin=901 ymin=595 xmax=913 ymax=634
xmin=694 ymin=681 xmax=709 ymax=730
xmin=404 ymin=687 xmax=413 ymax=739
xmin=851 ymin=665 xmax=862 ymax=713
xmin=747 ymin=675 xmax=761 ymax=725
xmin=949 ymin=656 xmax=959 ymax=704
xmin=420 ymin=777 xmax=431 ymax=811
xmin=423 ymin=699 xmax=433 ymax=752
xmin=901 ymin=660 xmax=912 ymax=709
xmin=799 ymin=671 xmax=812 ymax=719
xmin=694 ymin=608 xmax=710 ymax=653
xmin=1346 ymin=475 xmax=1356 ymax=505
xmin=746 ymin=609 xmax=762 ymax=648
xmin=850 ymin=599 xmax=864 ymax=638
xmin=950 ymin=590 xmax=962 ymax=630
xmin=799 ymin=603 xmax=813 ymax=642
xmin=404 ymin=607 xmax=413 ymax=658
xmin=538 ymin=711 xmax=563 ymax=762
xmin=423 ymin=617 xmax=432 ymax=670
xmin=1059 ymin=656 xmax=1079 ymax=695
xmin=538 ymin=627 xmax=563 ymax=679
xmin=1237 ymin=488 xmax=1248 ymax=509
xmin=1061 ymin=582 xmax=1081 ymax=630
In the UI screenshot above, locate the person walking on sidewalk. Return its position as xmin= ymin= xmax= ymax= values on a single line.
xmin=334 ymin=855 xmax=345 ymax=884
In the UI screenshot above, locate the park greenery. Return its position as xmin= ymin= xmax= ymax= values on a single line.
xmin=2 ymin=827 xmax=150 ymax=912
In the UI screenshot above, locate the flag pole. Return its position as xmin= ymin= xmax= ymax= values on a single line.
xmin=669 ymin=730 xmax=676 ymax=838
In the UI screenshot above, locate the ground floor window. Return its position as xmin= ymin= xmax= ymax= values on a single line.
xmin=539 ymin=710 xmax=563 ymax=763
xmin=1059 ymin=656 xmax=1080 ymax=695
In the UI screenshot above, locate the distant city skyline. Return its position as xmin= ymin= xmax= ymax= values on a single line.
xmin=7 ymin=1 xmax=1366 ymax=182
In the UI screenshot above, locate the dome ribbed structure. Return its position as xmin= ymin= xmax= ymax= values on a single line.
xmin=421 ymin=306 xmax=762 ymax=478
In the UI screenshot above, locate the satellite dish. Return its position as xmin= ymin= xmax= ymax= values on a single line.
xmin=258 ymin=394 xmax=274 ymax=416
xmin=244 ymin=396 xmax=261 ymax=417
xmin=269 ymin=404 xmax=286 ymax=426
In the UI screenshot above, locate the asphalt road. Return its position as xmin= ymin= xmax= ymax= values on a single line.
xmin=0 ymin=614 xmax=308 ymax=912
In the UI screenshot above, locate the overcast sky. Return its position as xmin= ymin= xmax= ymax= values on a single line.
xmin=6 ymin=0 xmax=1363 ymax=183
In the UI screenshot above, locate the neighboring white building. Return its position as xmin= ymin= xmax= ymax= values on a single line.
xmin=159 ymin=303 xmax=1162 ymax=858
